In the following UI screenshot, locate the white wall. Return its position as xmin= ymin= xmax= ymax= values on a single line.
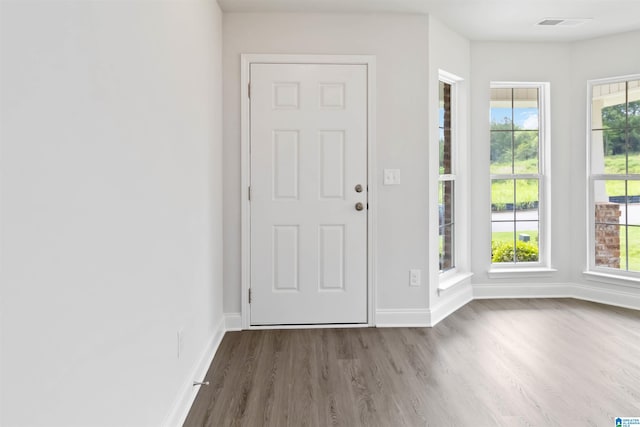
xmin=470 ymin=41 xmax=574 ymax=286
xmin=470 ymin=32 xmax=640 ymax=307
xmin=426 ymin=16 xmax=473 ymax=318
xmin=0 ymin=1 xmax=224 ymax=426
xmin=222 ymin=13 xmax=431 ymax=316
xmin=570 ymin=30 xmax=640 ymax=294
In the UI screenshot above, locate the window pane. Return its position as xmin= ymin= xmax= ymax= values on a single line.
xmin=594 ymin=178 xmax=625 ymax=206
xmin=515 ymin=221 xmax=539 ymax=251
xmin=627 ymin=181 xmax=640 ymax=227
xmin=439 ymin=128 xmax=445 ymax=174
xmin=492 ymin=179 xmax=514 ymax=213
xmin=629 ymin=81 xmax=640 ymax=172
xmin=491 ymin=223 xmax=515 ymax=263
xmin=629 ymin=80 xmax=640 ymax=128
xmin=514 ymin=131 xmax=539 ymax=173
xmin=592 ymin=82 xmax=627 ymax=130
xmin=515 ymin=178 xmax=539 ymax=262
xmin=513 ymin=88 xmax=539 ymax=130
xmin=490 ymin=88 xmax=513 ymax=127
xmin=595 ymin=224 xmax=624 ymax=270
xmin=592 ymin=130 xmax=625 ymax=174
xmin=490 ymin=131 xmax=513 ymax=174
xmin=628 ymin=130 xmax=640 ymax=174
xmin=515 ymin=179 xmax=538 ymax=212
xmin=439 ymin=224 xmax=454 ymax=271
xmin=439 ymin=181 xmax=454 ymax=227
xmin=627 ymin=225 xmax=640 ymax=271
xmin=441 ymin=129 xmax=452 ymax=174
xmin=438 ymin=81 xmax=446 ymax=128
xmin=439 ymin=82 xmax=452 ymax=174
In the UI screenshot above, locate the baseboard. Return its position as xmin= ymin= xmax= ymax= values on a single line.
xmin=429 ymin=283 xmax=473 ymax=327
xmin=225 ymin=312 xmax=242 ymax=331
xmin=571 ymin=282 xmax=640 ymax=311
xmin=375 ymin=308 xmax=430 ymax=327
xmin=472 ymin=281 xmax=640 ymax=311
xmin=473 ymin=282 xmax=573 ymax=299
xmin=163 ymin=316 xmax=226 ymax=427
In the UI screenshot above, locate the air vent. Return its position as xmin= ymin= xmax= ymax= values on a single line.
xmin=537 ymin=18 xmax=592 ymax=27
xmin=538 ymin=19 xmax=564 ymax=26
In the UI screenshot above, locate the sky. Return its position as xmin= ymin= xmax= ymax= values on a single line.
xmin=438 ymin=106 xmax=539 ymax=131
xmin=490 ymin=107 xmax=539 ymax=129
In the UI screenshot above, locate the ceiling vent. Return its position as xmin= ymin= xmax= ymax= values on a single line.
xmin=537 ymin=18 xmax=592 ymax=27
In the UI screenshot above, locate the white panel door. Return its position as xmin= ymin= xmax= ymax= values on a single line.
xmin=250 ymin=63 xmax=368 ymax=325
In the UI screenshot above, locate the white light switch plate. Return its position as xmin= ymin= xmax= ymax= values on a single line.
xmin=383 ymin=169 xmax=401 ymax=185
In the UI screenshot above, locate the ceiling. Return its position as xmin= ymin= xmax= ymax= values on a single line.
xmin=217 ymin=0 xmax=640 ymax=42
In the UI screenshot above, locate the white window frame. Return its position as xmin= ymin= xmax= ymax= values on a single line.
xmin=439 ymin=76 xmax=456 ymax=274
xmin=586 ymin=74 xmax=640 ymax=283
xmin=435 ymin=70 xmax=473 ymax=292
xmin=488 ymin=82 xmax=552 ymax=277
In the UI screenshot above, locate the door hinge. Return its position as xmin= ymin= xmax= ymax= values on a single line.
xmin=248 ymin=288 xmax=252 ymax=304
xmin=248 ymin=82 xmax=251 ymax=99
xmin=248 ymin=186 xmax=251 ymax=201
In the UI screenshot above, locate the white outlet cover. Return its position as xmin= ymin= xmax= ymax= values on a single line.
xmin=409 ymin=269 xmax=420 ymax=287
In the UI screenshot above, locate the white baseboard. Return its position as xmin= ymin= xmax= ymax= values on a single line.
xmin=473 ymin=282 xmax=573 ymax=299
xmin=163 ymin=316 xmax=226 ymax=427
xmin=375 ymin=308 xmax=430 ymax=327
xmin=429 ymin=283 xmax=473 ymax=327
xmin=572 ymin=282 xmax=640 ymax=311
xmin=472 ymin=281 xmax=640 ymax=311
xmin=225 ymin=312 xmax=242 ymax=331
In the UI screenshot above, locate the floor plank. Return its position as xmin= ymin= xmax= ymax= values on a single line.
xmin=183 ymin=299 xmax=640 ymax=426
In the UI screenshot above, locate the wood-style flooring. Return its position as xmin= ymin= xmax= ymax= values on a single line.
xmin=183 ymin=298 xmax=640 ymax=426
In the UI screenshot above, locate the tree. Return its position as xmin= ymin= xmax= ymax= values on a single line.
xmin=490 ymin=119 xmax=538 ymax=165
xmin=490 ymin=119 xmax=513 ymax=164
xmin=601 ymin=101 xmax=640 ymax=155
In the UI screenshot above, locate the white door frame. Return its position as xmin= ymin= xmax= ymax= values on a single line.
xmin=240 ymin=54 xmax=377 ymax=329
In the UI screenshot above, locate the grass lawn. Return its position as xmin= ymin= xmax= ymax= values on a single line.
xmin=492 ymin=230 xmax=539 ymax=245
xmin=491 ymin=155 xmax=640 ymax=205
xmin=492 ymin=179 xmax=539 ymax=204
xmin=618 ymin=226 xmax=640 ymax=271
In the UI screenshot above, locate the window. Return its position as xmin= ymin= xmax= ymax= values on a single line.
xmin=589 ymin=76 xmax=640 ymax=275
xmin=439 ymin=80 xmax=455 ymax=272
xmin=490 ymin=83 xmax=548 ymax=266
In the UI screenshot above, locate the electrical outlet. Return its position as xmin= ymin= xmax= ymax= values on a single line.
xmin=409 ymin=269 xmax=421 ymax=287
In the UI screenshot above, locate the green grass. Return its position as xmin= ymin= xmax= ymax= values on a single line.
xmin=617 ymin=226 xmax=640 ymax=272
xmin=491 ymin=179 xmax=539 ymax=205
xmin=492 ymin=230 xmax=539 ymax=245
xmin=490 ymin=158 xmax=538 ymax=175
xmin=491 ymin=155 xmax=640 ymax=205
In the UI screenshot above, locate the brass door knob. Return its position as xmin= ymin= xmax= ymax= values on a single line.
xmin=355 ymin=202 xmax=364 ymax=211
xmin=355 ymin=184 xmax=363 ymax=193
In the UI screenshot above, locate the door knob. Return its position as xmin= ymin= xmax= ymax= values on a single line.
xmin=355 ymin=184 xmax=363 ymax=193
xmin=355 ymin=202 xmax=364 ymax=211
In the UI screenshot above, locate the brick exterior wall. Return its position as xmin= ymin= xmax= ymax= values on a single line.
xmin=595 ymin=202 xmax=621 ymax=268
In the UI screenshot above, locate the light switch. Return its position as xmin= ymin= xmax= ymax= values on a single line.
xmin=383 ymin=169 xmax=401 ymax=185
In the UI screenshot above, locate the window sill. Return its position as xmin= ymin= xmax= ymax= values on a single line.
xmin=487 ymin=266 xmax=557 ymax=279
xmin=582 ymin=270 xmax=640 ymax=289
xmin=438 ymin=271 xmax=473 ymax=295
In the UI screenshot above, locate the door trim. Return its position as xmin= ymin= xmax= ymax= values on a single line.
xmin=240 ymin=54 xmax=377 ymax=329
